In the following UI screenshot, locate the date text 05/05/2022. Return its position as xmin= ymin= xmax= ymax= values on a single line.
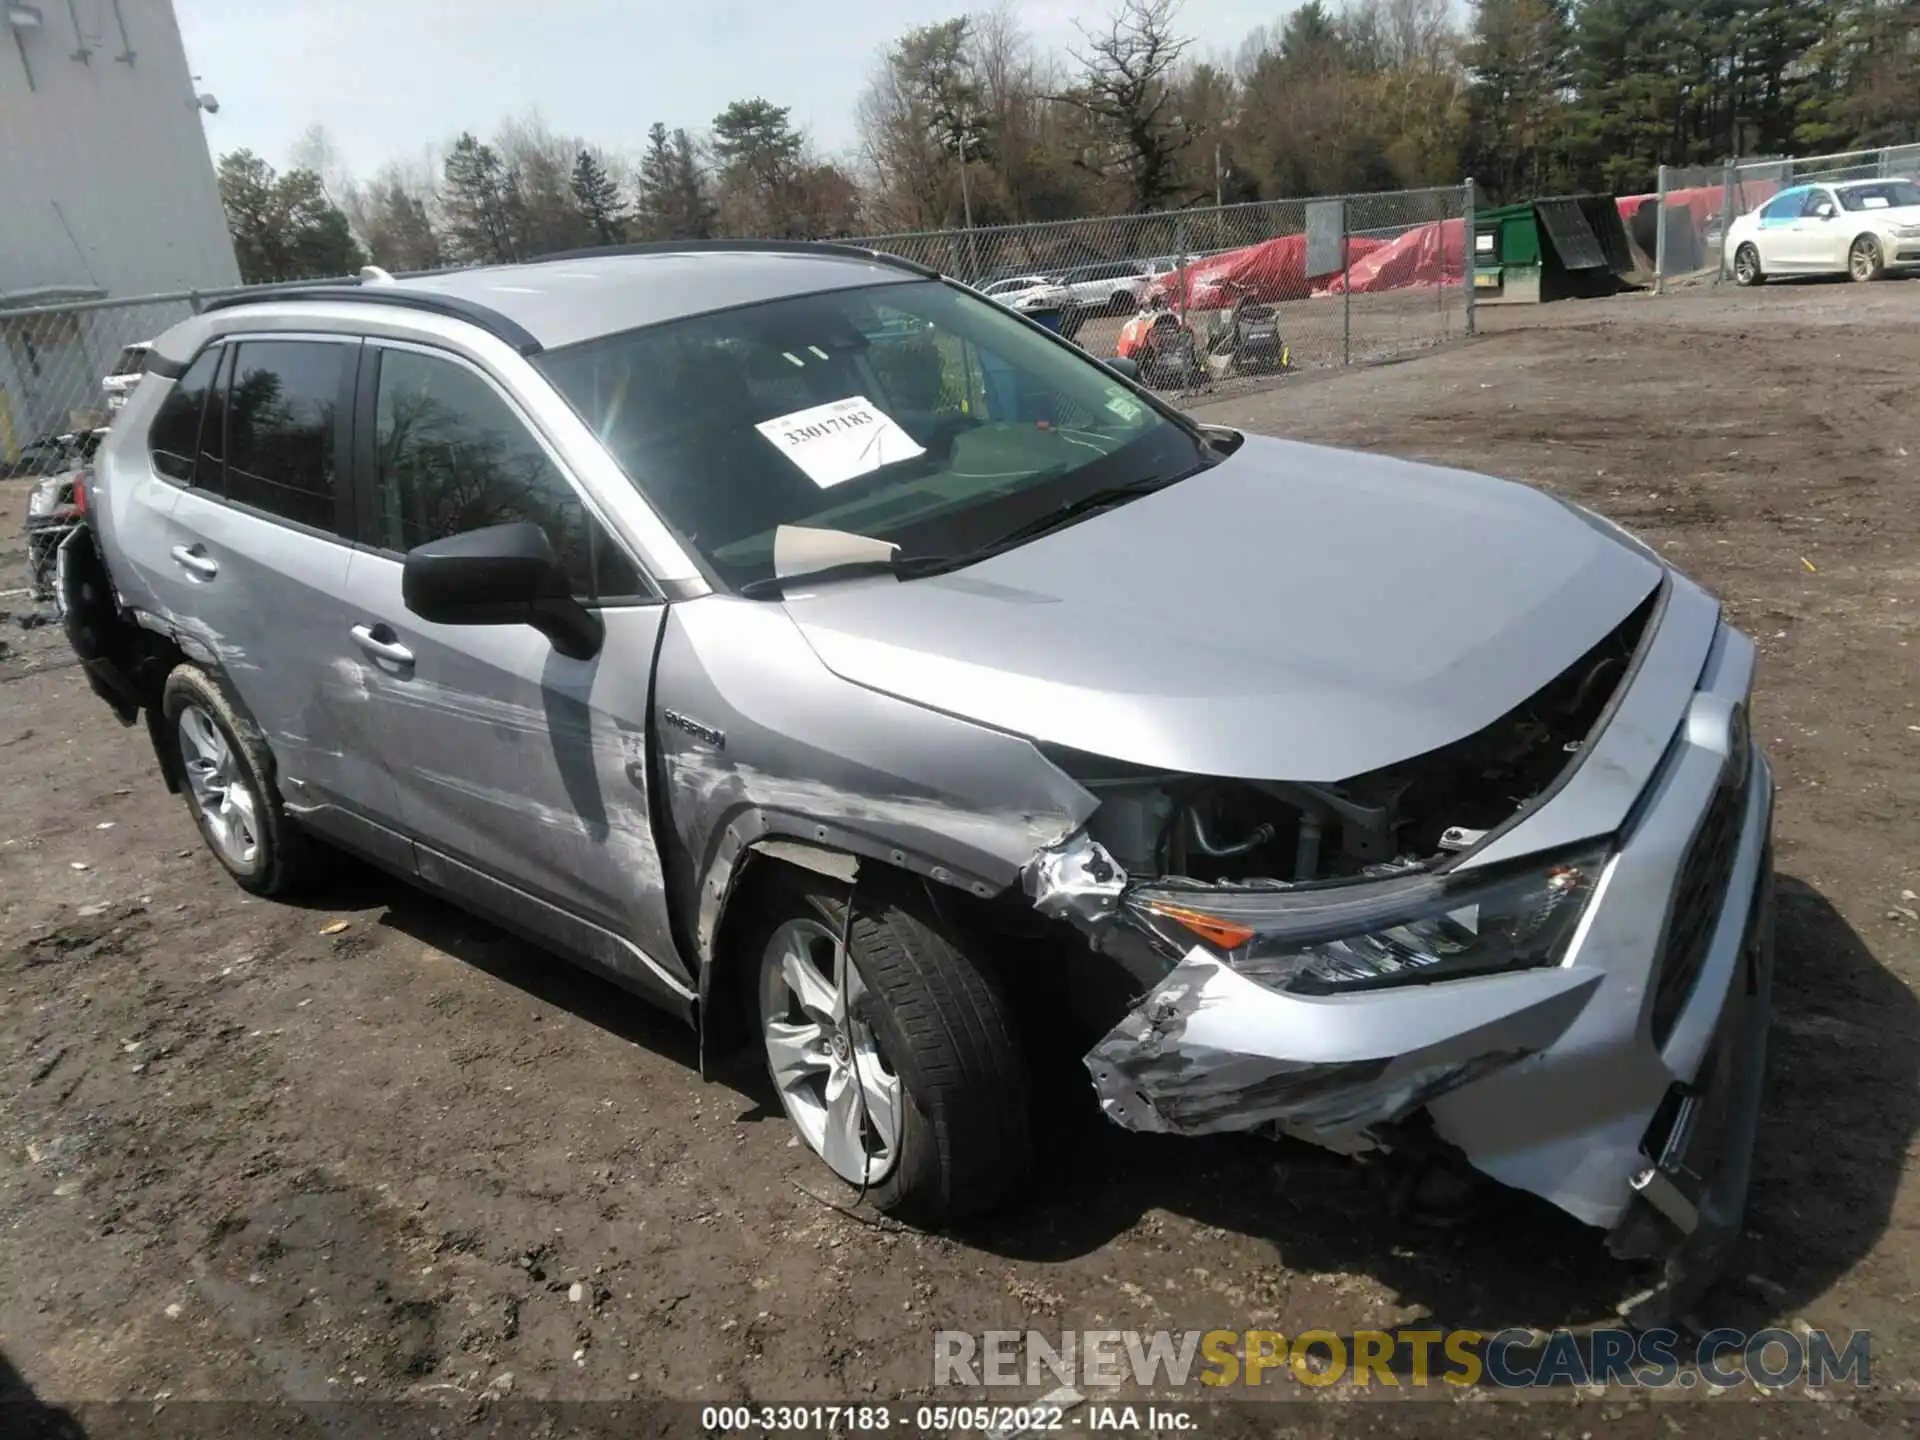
xmin=700 ymin=1403 xmax=1194 ymax=1433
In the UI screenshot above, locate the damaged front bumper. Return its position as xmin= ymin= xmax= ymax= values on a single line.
xmin=1038 ymin=609 xmax=1775 ymax=1309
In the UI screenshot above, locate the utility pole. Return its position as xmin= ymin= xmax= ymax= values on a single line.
xmin=958 ymin=126 xmax=979 ymax=282
xmin=1214 ymin=142 xmax=1224 ymax=208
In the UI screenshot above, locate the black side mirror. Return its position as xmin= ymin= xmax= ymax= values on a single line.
xmin=402 ymin=520 xmax=603 ymax=660
xmin=1103 ymin=356 xmax=1142 ymax=382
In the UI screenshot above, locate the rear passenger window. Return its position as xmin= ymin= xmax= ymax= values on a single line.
xmin=370 ymin=347 xmax=645 ymax=601
xmin=148 ymin=347 xmax=220 ymax=483
xmin=223 ymin=340 xmax=350 ymax=533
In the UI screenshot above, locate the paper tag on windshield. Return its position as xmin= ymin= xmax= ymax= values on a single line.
xmin=755 ymin=395 xmax=925 ymax=489
xmin=1104 ymin=391 xmax=1145 ymax=423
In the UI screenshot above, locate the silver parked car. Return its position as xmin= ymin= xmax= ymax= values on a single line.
xmin=64 ymin=242 xmax=1772 ymax=1319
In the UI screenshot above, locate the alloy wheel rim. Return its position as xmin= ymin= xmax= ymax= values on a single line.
xmin=1737 ymin=249 xmax=1757 ymax=282
xmin=1851 ymin=241 xmax=1875 ymax=279
xmin=760 ymin=917 xmax=902 ymax=1185
xmin=177 ymin=704 xmax=260 ymax=869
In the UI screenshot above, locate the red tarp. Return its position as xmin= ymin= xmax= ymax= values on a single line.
xmin=1616 ymin=183 xmax=1751 ymax=231
xmin=1148 ymin=232 xmax=1387 ymax=308
xmin=1317 ymin=218 xmax=1464 ymax=295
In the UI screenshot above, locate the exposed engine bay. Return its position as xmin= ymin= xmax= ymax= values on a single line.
xmin=1074 ymin=591 xmax=1654 ymax=886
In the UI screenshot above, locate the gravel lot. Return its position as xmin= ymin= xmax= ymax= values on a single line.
xmin=2 ymin=280 xmax=1916 ymax=1434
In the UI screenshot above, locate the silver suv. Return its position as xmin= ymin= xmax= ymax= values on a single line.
xmin=65 ymin=242 xmax=1772 ymax=1319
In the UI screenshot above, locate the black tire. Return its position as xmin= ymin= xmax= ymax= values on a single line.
xmin=161 ymin=666 xmax=314 ymax=896
xmin=1849 ymin=234 xmax=1885 ymax=282
xmin=749 ymin=870 xmax=1030 ymax=1224
xmin=1108 ymin=290 xmax=1139 ymax=315
xmin=1733 ymin=243 xmax=1764 ymax=287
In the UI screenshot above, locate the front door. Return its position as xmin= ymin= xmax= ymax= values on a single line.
xmin=340 ymin=341 xmax=689 ymax=1003
xmin=1779 ymin=188 xmax=1844 ymax=270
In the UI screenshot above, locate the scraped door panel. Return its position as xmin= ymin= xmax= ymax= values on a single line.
xmin=343 ymin=550 xmax=684 ymax=993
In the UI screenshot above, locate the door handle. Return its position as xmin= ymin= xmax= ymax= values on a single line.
xmin=170 ymin=544 xmax=218 ymax=580
xmin=350 ymin=624 xmax=415 ymax=667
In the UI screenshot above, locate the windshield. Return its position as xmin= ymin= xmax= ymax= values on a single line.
xmin=1838 ymin=181 xmax=1920 ymax=211
xmin=536 ymin=278 xmax=1203 ymax=588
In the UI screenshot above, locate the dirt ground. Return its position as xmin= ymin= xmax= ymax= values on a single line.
xmin=2 ymin=281 xmax=1918 ymax=1433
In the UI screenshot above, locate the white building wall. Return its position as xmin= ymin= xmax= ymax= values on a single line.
xmin=0 ymin=0 xmax=240 ymax=301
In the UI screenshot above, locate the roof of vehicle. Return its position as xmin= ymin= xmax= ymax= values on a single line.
xmin=1834 ymin=176 xmax=1915 ymax=188
xmin=197 ymin=242 xmax=932 ymax=354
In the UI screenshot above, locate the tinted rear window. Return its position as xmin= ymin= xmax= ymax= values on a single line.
xmin=148 ymin=347 xmax=220 ymax=484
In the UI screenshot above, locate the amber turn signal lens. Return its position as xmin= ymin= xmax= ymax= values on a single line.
xmin=1141 ymin=900 xmax=1256 ymax=951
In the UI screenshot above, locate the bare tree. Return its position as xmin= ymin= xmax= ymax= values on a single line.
xmin=341 ymin=155 xmax=444 ymax=271
xmin=287 ymin=122 xmax=351 ymax=204
xmin=1055 ymin=0 xmax=1195 ymax=212
xmin=494 ymin=113 xmax=598 ymax=257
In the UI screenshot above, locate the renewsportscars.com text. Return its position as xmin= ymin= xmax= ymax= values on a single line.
xmin=934 ymin=1327 xmax=1871 ymax=1390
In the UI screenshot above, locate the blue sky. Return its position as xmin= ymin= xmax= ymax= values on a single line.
xmin=174 ymin=0 xmax=1296 ymax=178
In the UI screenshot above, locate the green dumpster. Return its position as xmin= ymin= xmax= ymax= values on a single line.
xmin=1473 ymin=194 xmax=1640 ymax=304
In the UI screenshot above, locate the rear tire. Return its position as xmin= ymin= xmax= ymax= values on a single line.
xmin=161 ymin=666 xmax=314 ymax=897
xmin=1849 ymin=234 xmax=1885 ymax=282
xmin=1109 ymin=291 xmax=1138 ymax=315
xmin=1733 ymin=244 xmax=1764 ymax=287
xmin=750 ymin=871 xmax=1031 ymax=1224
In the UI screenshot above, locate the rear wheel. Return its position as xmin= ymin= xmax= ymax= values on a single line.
xmin=1108 ymin=290 xmax=1139 ymax=315
xmin=751 ymin=872 xmax=1030 ymax=1223
xmin=162 ymin=666 xmax=313 ymax=896
xmin=1849 ymin=234 xmax=1885 ymax=282
xmin=1733 ymin=243 xmax=1764 ymax=287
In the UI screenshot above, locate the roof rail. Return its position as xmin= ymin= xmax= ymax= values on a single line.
xmin=528 ymin=238 xmax=940 ymax=279
xmin=198 ymin=283 xmax=543 ymax=356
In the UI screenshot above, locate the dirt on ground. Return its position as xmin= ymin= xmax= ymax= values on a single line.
xmin=1 ymin=281 xmax=1916 ymax=1434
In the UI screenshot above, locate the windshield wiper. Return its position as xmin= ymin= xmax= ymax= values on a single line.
xmin=737 ymin=553 xmax=960 ymax=598
xmin=969 ymin=474 xmax=1189 ymax=555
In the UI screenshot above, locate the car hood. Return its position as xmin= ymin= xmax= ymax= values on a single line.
xmin=779 ymin=435 xmax=1663 ymax=782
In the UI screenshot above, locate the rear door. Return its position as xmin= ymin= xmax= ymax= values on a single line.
xmin=151 ymin=335 xmax=412 ymax=864
xmin=336 ymin=340 xmax=689 ymax=1003
xmin=1752 ymin=188 xmax=1808 ymax=269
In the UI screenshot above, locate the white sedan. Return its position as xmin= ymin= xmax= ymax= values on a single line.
xmin=1727 ymin=177 xmax=1920 ymax=285
xmin=979 ymin=274 xmax=1073 ymax=313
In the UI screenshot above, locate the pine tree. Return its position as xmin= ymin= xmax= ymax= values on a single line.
xmin=216 ymin=149 xmax=367 ymax=282
xmin=1462 ymin=0 xmax=1573 ymax=202
xmin=634 ymin=122 xmax=717 ymax=239
xmin=711 ymin=98 xmax=808 ymax=234
xmin=570 ymin=149 xmax=627 ymax=245
xmin=441 ymin=132 xmax=518 ymax=264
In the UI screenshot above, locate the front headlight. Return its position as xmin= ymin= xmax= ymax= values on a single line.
xmin=1126 ymin=842 xmax=1610 ymax=995
xmin=1894 ymin=224 xmax=1920 ymax=239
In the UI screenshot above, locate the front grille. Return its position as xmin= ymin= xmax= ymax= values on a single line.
xmin=1649 ymin=758 xmax=1748 ymax=1045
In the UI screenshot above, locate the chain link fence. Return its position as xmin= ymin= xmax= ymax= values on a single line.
xmin=1 ymin=183 xmax=1471 ymax=475
xmin=1646 ymin=142 xmax=1920 ymax=290
xmin=855 ymin=184 xmax=1471 ymax=403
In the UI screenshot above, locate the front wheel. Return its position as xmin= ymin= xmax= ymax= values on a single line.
xmin=1849 ymin=235 xmax=1885 ymax=282
xmin=752 ymin=873 xmax=1030 ymax=1223
xmin=1733 ymin=243 xmax=1764 ymax=287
